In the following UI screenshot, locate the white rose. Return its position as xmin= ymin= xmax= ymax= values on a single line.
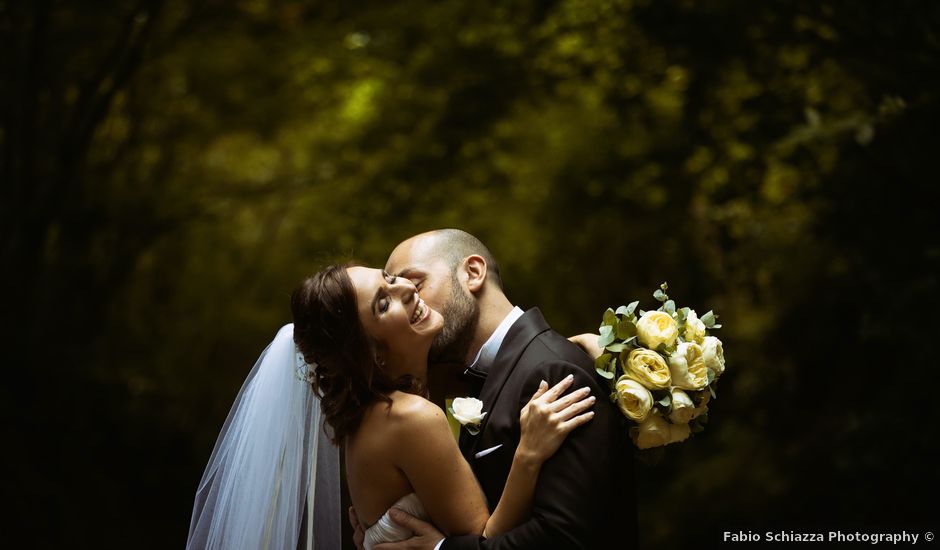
xmin=683 ymin=310 xmax=707 ymax=344
xmin=451 ymin=397 xmax=486 ymax=427
xmin=668 ymin=342 xmax=708 ymax=390
xmin=635 ymin=311 xmax=678 ymax=350
xmin=615 ymin=376 xmax=653 ymax=422
xmin=668 ymin=387 xmax=695 ymax=424
xmin=702 ymin=336 xmax=725 ymax=378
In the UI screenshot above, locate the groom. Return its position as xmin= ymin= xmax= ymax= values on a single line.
xmin=357 ymin=229 xmax=638 ymax=549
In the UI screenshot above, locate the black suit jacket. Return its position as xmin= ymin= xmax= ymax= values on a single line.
xmin=443 ymin=308 xmax=638 ymax=550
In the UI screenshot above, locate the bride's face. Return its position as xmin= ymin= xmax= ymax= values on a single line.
xmin=347 ymin=266 xmax=444 ymax=372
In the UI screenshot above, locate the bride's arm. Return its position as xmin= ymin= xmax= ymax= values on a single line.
xmin=391 ymin=378 xmax=595 ymax=538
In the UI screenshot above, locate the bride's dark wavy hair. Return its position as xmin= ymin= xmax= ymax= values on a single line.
xmin=291 ymin=263 xmax=422 ymax=445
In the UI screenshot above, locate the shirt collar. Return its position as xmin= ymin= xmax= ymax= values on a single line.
xmin=466 ymin=306 xmax=524 ymax=377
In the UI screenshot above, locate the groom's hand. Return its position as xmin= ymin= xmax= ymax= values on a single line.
xmin=349 ymin=506 xmax=366 ymax=550
xmin=372 ymin=508 xmax=444 ymax=550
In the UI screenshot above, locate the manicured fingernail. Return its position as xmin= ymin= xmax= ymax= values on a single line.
xmin=565 ymin=374 xmax=574 ymax=381
xmin=588 ymin=396 xmax=596 ymax=403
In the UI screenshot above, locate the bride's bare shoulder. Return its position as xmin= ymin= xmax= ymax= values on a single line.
xmin=362 ymin=392 xmax=448 ymax=435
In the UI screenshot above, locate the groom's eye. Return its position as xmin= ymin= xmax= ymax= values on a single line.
xmin=378 ymin=297 xmax=389 ymax=313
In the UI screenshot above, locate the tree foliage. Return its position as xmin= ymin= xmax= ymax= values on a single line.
xmin=2 ymin=0 xmax=938 ymax=547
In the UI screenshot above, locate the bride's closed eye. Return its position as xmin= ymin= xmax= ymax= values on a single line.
xmin=376 ymin=272 xmax=397 ymax=313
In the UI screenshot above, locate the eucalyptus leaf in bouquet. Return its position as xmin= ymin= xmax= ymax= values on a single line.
xmin=595 ymin=283 xmax=725 ymax=449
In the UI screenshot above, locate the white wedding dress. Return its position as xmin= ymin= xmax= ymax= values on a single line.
xmin=363 ymin=493 xmax=431 ymax=550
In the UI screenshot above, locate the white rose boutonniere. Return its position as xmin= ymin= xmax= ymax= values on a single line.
xmin=450 ymin=397 xmax=487 ymax=435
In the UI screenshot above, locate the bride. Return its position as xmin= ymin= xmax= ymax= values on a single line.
xmin=186 ymin=264 xmax=596 ymax=549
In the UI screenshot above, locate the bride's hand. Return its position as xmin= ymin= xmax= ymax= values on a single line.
xmin=516 ymin=374 xmax=595 ymax=465
xmin=568 ymin=333 xmax=603 ymax=359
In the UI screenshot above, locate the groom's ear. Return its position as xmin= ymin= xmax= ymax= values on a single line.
xmin=463 ymin=254 xmax=487 ymax=294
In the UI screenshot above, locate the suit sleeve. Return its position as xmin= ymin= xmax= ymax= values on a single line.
xmin=442 ymin=360 xmax=636 ymax=550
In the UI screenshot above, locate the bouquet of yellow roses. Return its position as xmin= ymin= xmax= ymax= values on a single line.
xmin=594 ymin=283 xmax=725 ymax=449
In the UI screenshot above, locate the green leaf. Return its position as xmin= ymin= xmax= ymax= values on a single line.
xmin=598 ymin=325 xmax=615 ymax=347
xmin=605 ymin=342 xmax=627 ymax=353
xmin=594 ymin=352 xmax=617 ymax=381
xmin=615 ymin=305 xmax=630 ymax=316
xmin=615 ymin=318 xmax=637 ymax=340
xmin=466 ymin=424 xmax=480 ymax=436
xmin=700 ymin=310 xmax=717 ymax=328
xmin=625 ymin=301 xmax=640 ymax=316
xmin=657 ymin=394 xmax=672 ymax=409
xmin=709 ymin=385 xmax=717 ymax=399
xmin=653 ymin=289 xmax=667 ymax=302
xmin=593 ymin=352 xmax=612 ymax=372
xmin=660 ymin=282 xmax=669 ymax=292
xmin=677 ymin=307 xmax=690 ymax=321
xmin=662 ymin=300 xmax=676 ymax=314
xmin=706 ymin=368 xmax=716 ymax=385
xmin=596 ymin=367 xmax=615 ymax=380
xmin=602 ymin=308 xmax=617 ymax=328
xmin=712 ymin=324 xmax=722 ymax=329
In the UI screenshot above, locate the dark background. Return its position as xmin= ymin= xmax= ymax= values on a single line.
xmin=2 ymin=0 xmax=938 ymax=547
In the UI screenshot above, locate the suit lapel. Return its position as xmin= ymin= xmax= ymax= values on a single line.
xmin=468 ymin=308 xmax=551 ymax=457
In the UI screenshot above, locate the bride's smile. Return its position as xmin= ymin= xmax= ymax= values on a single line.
xmin=347 ymin=266 xmax=445 ymax=379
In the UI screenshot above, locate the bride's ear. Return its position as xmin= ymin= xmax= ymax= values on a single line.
xmin=463 ymin=254 xmax=487 ymax=294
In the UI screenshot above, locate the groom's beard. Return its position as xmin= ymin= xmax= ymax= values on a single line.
xmin=429 ymin=275 xmax=479 ymax=365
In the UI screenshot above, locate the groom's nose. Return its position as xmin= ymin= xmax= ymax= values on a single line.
xmin=390 ymin=278 xmax=417 ymax=301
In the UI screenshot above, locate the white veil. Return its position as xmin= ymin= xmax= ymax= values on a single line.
xmin=186 ymin=324 xmax=341 ymax=550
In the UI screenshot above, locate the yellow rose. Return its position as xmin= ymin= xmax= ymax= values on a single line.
xmin=624 ymin=348 xmax=672 ymax=389
xmin=632 ymin=413 xmax=691 ymax=449
xmin=632 ymin=413 xmax=671 ymax=449
xmin=668 ymin=342 xmax=708 ymax=390
xmin=668 ymin=421 xmax=691 ymax=444
xmin=615 ymin=376 xmax=653 ymax=422
xmin=683 ymin=310 xmax=707 ymax=344
xmin=668 ymin=387 xmax=695 ymax=424
xmin=692 ymin=389 xmax=710 ymax=419
xmin=635 ymin=311 xmax=678 ymax=350
xmin=702 ymin=336 xmax=725 ymax=378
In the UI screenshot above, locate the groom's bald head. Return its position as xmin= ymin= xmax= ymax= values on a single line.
xmin=386 ymin=229 xmax=504 ymax=364
xmin=400 ymin=229 xmax=502 ymax=290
